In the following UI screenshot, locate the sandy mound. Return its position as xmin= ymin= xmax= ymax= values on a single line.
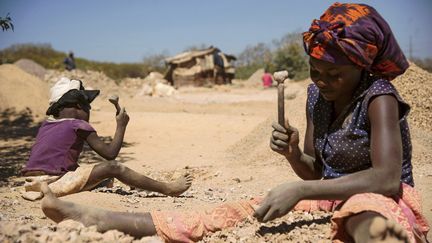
xmin=14 ymin=59 xmax=47 ymax=80
xmin=44 ymin=69 xmax=120 ymax=98
xmin=393 ymin=62 xmax=432 ymax=132
xmin=0 ymin=64 xmax=49 ymax=119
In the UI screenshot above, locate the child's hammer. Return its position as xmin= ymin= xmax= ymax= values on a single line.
xmin=273 ymin=71 xmax=289 ymax=128
xmin=108 ymin=95 xmax=121 ymax=115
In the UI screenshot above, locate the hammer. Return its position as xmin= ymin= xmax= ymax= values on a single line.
xmin=273 ymin=71 xmax=289 ymax=128
xmin=108 ymin=95 xmax=121 ymax=115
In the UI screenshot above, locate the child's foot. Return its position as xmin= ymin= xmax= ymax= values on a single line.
xmin=163 ymin=173 xmax=193 ymax=196
xmin=41 ymin=182 xmax=99 ymax=226
xmin=367 ymin=216 xmax=409 ymax=243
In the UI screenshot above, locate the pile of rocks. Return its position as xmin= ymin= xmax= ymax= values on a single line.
xmin=0 ymin=220 xmax=163 ymax=243
xmin=393 ymin=63 xmax=432 ymax=132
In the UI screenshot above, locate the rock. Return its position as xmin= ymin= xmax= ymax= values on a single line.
xmin=153 ymin=83 xmax=177 ymax=97
xmin=58 ymin=219 xmax=85 ymax=229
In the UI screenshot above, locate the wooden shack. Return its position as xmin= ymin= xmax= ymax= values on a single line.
xmin=164 ymin=46 xmax=236 ymax=87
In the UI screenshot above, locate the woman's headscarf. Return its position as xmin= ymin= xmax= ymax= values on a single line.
xmin=303 ymin=2 xmax=408 ymax=80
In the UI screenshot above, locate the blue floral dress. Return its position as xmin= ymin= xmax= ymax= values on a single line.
xmin=306 ymin=74 xmax=414 ymax=186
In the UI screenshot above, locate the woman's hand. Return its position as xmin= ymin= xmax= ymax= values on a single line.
xmin=270 ymin=120 xmax=300 ymax=159
xmin=116 ymin=107 xmax=130 ymax=128
xmin=253 ymin=182 xmax=302 ymax=222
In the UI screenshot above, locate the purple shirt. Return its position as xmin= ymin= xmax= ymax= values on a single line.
xmin=23 ymin=118 xmax=95 ymax=175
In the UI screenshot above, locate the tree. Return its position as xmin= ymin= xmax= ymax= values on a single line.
xmin=0 ymin=13 xmax=14 ymax=32
xmin=273 ymin=43 xmax=309 ymax=81
xmin=236 ymin=42 xmax=272 ymax=67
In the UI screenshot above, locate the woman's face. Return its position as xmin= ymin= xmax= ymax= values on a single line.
xmin=309 ymin=57 xmax=363 ymax=102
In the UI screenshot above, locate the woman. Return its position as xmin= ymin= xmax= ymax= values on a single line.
xmin=254 ymin=3 xmax=429 ymax=242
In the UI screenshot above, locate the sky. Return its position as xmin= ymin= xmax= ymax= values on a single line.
xmin=1 ymin=0 xmax=431 ymax=63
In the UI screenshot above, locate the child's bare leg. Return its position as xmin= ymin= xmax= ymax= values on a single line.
xmin=41 ymin=182 xmax=157 ymax=238
xmin=345 ymin=211 xmax=408 ymax=243
xmin=85 ymin=161 xmax=193 ymax=196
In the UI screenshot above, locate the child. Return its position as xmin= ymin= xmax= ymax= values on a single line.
xmin=39 ymin=3 xmax=429 ymax=242
xmin=22 ymin=77 xmax=192 ymax=200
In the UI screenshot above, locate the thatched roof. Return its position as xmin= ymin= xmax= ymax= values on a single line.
xmin=165 ymin=46 xmax=236 ymax=65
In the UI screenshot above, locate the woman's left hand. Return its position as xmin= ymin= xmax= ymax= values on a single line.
xmin=253 ymin=182 xmax=302 ymax=222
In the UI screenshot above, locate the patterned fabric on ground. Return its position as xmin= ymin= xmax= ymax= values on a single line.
xmin=294 ymin=184 xmax=428 ymax=243
xmin=331 ymin=183 xmax=429 ymax=242
xmin=302 ymin=2 xmax=408 ymax=80
xmin=22 ymin=165 xmax=94 ymax=200
xmin=151 ymin=184 xmax=428 ymax=242
xmin=151 ymin=198 xmax=262 ymax=243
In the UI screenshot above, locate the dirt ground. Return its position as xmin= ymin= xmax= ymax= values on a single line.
xmin=1 ymin=74 xmax=431 ymax=242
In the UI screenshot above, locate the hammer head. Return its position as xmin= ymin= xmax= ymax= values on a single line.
xmin=108 ymin=95 xmax=119 ymax=105
xmin=273 ymin=70 xmax=289 ymax=84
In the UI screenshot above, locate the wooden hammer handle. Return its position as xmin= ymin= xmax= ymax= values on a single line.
xmin=277 ymin=84 xmax=285 ymax=127
xmin=273 ymin=71 xmax=289 ymax=128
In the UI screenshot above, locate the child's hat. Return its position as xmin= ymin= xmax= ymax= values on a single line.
xmin=49 ymin=77 xmax=99 ymax=105
xmin=46 ymin=77 xmax=100 ymax=116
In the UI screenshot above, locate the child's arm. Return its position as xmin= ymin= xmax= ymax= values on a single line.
xmin=85 ymin=108 xmax=130 ymax=160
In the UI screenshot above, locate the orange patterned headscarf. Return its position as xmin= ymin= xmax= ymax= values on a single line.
xmin=303 ymin=2 xmax=409 ymax=80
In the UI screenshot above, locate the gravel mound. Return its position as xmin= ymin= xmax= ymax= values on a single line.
xmin=393 ymin=62 xmax=432 ymax=132
xmin=0 ymin=64 xmax=49 ymax=119
xmin=14 ymin=59 xmax=47 ymax=80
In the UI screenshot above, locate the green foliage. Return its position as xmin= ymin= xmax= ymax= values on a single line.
xmin=235 ymin=63 xmax=264 ymax=80
xmin=273 ymin=42 xmax=309 ymax=81
xmin=0 ymin=43 xmax=164 ymax=81
xmin=0 ymin=13 xmax=14 ymax=32
xmin=235 ymin=32 xmax=309 ymax=81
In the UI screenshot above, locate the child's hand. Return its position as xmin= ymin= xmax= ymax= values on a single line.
xmin=116 ymin=107 xmax=130 ymax=128
xmin=270 ymin=120 xmax=300 ymax=159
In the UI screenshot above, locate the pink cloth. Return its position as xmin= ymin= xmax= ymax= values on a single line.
xmin=261 ymin=73 xmax=273 ymax=87
xmin=23 ymin=118 xmax=95 ymax=175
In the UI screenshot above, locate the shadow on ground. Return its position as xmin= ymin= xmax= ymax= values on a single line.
xmin=257 ymin=215 xmax=332 ymax=236
xmin=0 ymin=108 xmax=39 ymax=185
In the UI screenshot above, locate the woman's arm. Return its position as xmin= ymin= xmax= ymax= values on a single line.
xmin=256 ymin=95 xmax=403 ymax=222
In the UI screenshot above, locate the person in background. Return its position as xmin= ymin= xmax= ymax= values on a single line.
xmin=262 ymin=69 xmax=273 ymax=88
xmin=64 ymin=51 xmax=76 ymax=71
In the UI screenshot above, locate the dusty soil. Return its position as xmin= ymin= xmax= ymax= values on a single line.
xmin=0 ymin=64 xmax=431 ymax=242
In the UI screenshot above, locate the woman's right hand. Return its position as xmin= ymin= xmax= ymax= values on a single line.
xmin=270 ymin=120 xmax=300 ymax=159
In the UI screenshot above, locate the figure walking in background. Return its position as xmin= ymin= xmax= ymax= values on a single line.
xmin=63 ymin=51 xmax=76 ymax=71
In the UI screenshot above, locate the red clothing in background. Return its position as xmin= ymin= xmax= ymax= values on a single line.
xmin=261 ymin=73 xmax=273 ymax=87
